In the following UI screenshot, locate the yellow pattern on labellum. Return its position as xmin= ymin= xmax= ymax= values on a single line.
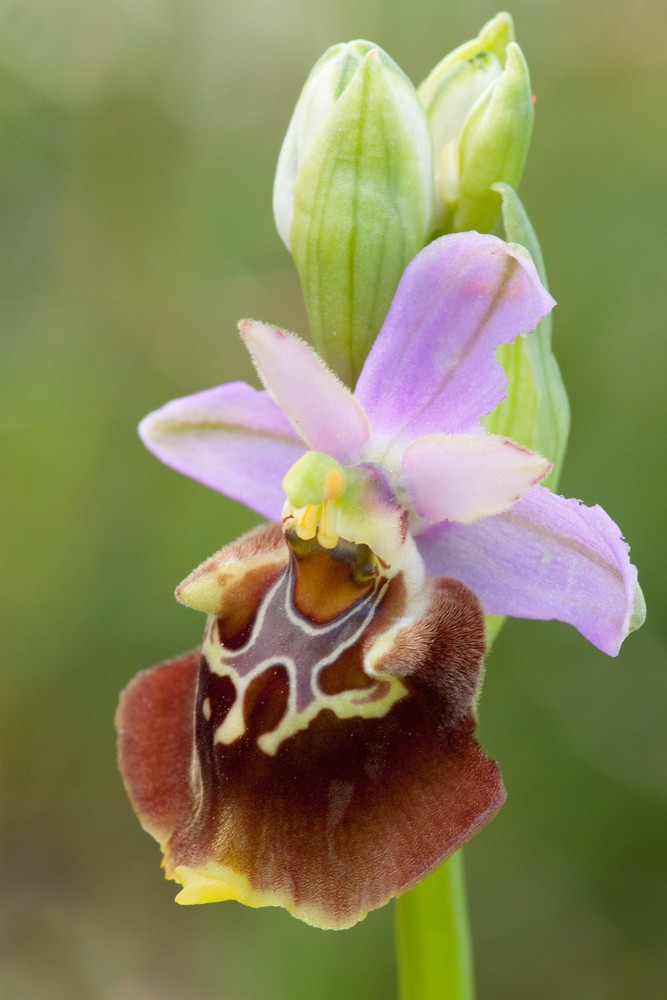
xmin=116 ymin=523 xmax=504 ymax=930
xmin=202 ymin=562 xmax=408 ymax=757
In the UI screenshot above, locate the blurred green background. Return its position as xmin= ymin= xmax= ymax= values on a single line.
xmin=1 ymin=1 xmax=666 ymax=997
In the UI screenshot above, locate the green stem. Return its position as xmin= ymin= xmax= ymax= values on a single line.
xmin=395 ymin=851 xmax=475 ymax=1000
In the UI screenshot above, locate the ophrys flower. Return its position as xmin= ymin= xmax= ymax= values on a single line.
xmin=117 ymin=232 xmax=642 ymax=929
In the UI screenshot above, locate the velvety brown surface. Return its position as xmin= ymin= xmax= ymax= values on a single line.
xmin=117 ymin=525 xmax=505 ymax=927
xmin=116 ymin=650 xmax=200 ymax=844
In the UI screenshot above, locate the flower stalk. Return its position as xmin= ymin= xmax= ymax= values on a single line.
xmin=395 ymin=851 xmax=474 ymax=1000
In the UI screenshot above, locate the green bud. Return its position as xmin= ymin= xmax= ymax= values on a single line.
xmin=421 ymin=52 xmax=503 ymax=232
xmin=273 ymin=41 xmax=434 ymax=387
xmin=483 ymin=183 xmax=570 ymax=489
xmin=419 ymin=13 xmax=512 ymax=229
xmin=419 ymin=14 xmax=533 ymax=234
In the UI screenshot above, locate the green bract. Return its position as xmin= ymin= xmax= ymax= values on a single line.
xmin=419 ymin=13 xmax=533 ymax=235
xmin=483 ymin=183 xmax=570 ymax=491
xmin=273 ymin=41 xmax=434 ymax=386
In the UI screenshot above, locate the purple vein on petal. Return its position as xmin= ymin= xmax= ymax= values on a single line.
xmin=355 ymin=232 xmax=555 ymax=443
xmin=139 ymin=382 xmax=306 ymax=520
xmin=417 ymin=485 xmax=641 ymax=656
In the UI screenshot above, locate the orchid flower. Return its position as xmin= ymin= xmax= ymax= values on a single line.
xmin=117 ymin=232 xmax=643 ymax=930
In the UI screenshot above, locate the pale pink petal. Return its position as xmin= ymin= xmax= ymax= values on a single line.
xmin=417 ymin=486 xmax=644 ymax=656
xmin=354 ymin=232 xmax=555 ymax=443
xmin=139 ymin=382 xmax=306 ymax=520
xmin=240 ymin=320 xmax=370 ymax=462
xmin=402 ymin=434 xmax=551 ymax=524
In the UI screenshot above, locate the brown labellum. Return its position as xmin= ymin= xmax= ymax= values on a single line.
xmin=117 ymin=523 xmax=504 ymax=928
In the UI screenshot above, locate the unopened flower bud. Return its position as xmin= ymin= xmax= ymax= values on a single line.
xmin=273 ymin=41 xmax=434 ymax=386
xmin=419 ymin=14 xmax=533 ymax=234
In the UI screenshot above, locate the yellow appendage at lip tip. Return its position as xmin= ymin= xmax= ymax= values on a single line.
xmin=171 ymin=863 xmax=345 ymax=929
xmin=172 ymin=864 xmax=265 ymax=907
